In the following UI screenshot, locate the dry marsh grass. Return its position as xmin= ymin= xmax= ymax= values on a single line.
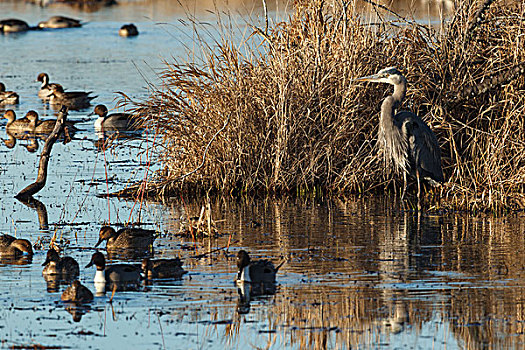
xmin=124 ymin=0 xmax=525 ymax=212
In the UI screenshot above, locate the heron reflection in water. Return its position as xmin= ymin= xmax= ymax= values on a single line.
xmin=354 ymin=67 xmax=444 ymax=200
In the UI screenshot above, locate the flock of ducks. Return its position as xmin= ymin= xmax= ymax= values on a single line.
xmin=1 ymin=225 xmax=282 ymax=306
xmin=0 ymin=16 xmax=138 ymax=37
xmin=2 ymin=72 xmax=139 ymax=146
xmin=2 ymin=7 xmax=282 ymax=312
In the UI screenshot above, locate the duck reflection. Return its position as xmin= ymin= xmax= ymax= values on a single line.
xmin=61 ymin=280 xmax=94 ymax=322
xmin=24 ymin=137 xmax=39 ymax=152
xmin=64 ymin=303 xmax=92 ymax=322
xmin=0 ymin=254 xmax=33 ymax=265
xmin=236 ymin=281 xmax=277 ymax=315
xmin=3 ymin=132 xmax=16 ymax=148
xmin=3 ymin=130 xmax=40 ymax=152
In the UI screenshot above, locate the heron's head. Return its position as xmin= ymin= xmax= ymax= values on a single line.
xmin=354 ymin=67 xmax=405 ymax=86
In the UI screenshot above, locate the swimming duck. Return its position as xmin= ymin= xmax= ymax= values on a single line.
xmin=36 ymin=73 xmax=63 ymax=100
xmin=0 ymin=19 xmax=32 ymax=33
xmin=85 ymin=251 xmax=142 ymax=283
xmin=61 ymin=280 xmax=94 ymax=303
xmin=0 ymin=82 xmax=19 ymax=105
xmin=47 ymin=84 xmax=96 ymax=110
xmin=95 ymin=226 xmax=156 ymax=251
xmin=25 ymin=110 xmax=79 ymax=135
xmin=3 ymin=110 xmax=32 ymax=134
xmin=0 ymin=234 xmax=34 ymax=257
xmin=38 ymin=16 xmax=82 ymax=29
xmin=236 ymin=250 xmax=283 ymax=284
xmin=92 ymin=104 xmax=136 ymax=130
xmin=119 ymin=24 xmax=138 ymax=37
xmin=42 ymin=248 xmax=80 ymax=277
xmin=142 ymin=257 xmax=187 ymax=279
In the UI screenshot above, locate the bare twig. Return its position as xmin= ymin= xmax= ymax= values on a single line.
xmin=16 ymin=106 xmax=68 ymax=199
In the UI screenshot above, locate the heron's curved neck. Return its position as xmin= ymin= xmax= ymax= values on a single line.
xmin=381 ymin=79 xmax=407 ymax=122
xmin=392 ymin=79 xmax=407 ymax=105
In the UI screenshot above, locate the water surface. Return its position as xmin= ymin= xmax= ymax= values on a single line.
xmin=0 ymin=1 xmax=523 ymax=349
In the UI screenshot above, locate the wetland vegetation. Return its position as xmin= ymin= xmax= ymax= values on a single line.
xmin=130 ymin=0 xmax=525 ymax=213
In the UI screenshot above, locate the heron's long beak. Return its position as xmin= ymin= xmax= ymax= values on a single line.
xmin=353 ymin=74 xmax=382 ymax=83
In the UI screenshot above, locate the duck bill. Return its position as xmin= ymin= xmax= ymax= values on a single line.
xmin=41 ymin=257 xmax=50 ymax=266
xmin=94 ymin=237 xmax=103 ymax=248
xmin=85 ymin=260 xmax=94 ymax=268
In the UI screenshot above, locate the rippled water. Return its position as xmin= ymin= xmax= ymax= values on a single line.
xmin=1 ymin=1 xmax=524 ymax=349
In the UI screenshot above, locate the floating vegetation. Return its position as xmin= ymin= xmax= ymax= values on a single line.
xmin=126 ymin=0 xmax=525 ymax=212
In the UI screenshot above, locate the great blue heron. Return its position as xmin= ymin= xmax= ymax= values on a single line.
xmin=354 ymin=67 xmax=444 ymax=200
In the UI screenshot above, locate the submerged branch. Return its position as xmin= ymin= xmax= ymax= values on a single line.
xmin=16 ymin=106 xmax=68 ymax=200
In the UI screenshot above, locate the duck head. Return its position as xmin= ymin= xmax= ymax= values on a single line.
xmin=9 ymin=239 xmax=34 ymax=256
xmin=85 ymin=251 xmax=105 ymax=270
xmin=42 ymin=248 xmax=60 ymax=266
xmin=37 ymin=72 xmax=49 ymax=86
xmin=95 ymin=226 xmax=117 ymax=247
xmin=3 ymin=110 xmax=16 ymax=123
xmin=237 ymin=250 xmax=251 ymax=271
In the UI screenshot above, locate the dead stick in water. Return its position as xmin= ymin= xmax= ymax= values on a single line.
xmin=15 ymin=106 xmax=68 ymax=200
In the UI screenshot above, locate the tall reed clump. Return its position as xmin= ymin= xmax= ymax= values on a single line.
xmin=126 ymin=0 xmax=525 ymax=212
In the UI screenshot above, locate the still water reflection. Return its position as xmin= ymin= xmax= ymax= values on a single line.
xmin=0 ymin=0 xmax=522 ymax=349
xmin=3 ymin=196 xmax=523 ymax=349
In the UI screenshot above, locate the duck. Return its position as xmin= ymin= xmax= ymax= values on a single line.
xmin=92 ymin=104 xmax=136 ymax=130
xmin=47 ymin=84 xmax=96 ymax=110
xmin=0 ymin=82 xmax=19 ymax=105
xmin=119 ymin=24 xmax=138 ymax=37
xmin=36 ymin=73 xmax=63 ymax=100
xmin=25 ymin=110 xmax=79 ymax=135
xmin=95 ymin=225 xmax=156 ymax=251
xmin=142 ymin=257 xmax=187 ymax=279
xmin=0 ymin=19 xmax=32 ymax=33
xmin=236 ymin=250 xmax=283 ymax=284
xmin=85 ymin=251 xmax=142 ymax=284
xmin=42 ymin=248 xmax=80 ymax=277
xmin=3 ymin=110 xmax=32 ymax=134
xmin=61 ymin=280 xmax=94 ymax=303
xmin=0 ymin=234 xmax=34 ymax=257
xmin=38 ymin=16 xmax=82 ymax=29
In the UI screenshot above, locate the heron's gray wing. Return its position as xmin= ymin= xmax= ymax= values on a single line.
xmin=400 ymin=112 xmax=444 ymax=184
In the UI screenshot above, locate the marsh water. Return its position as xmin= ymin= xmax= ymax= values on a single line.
xmin=1 ymin=1 xmax=524 ymax=349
